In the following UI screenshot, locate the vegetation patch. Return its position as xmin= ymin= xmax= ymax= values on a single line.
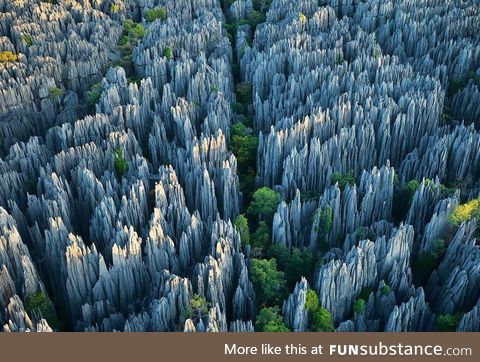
xmin=113 ymin=147 xmax=128 ymax=178
xmin=145 ymin=7 xmax=167 ymax=23
xmin=305 ymin=289 xmax=334 ymax=331
xmin=0 ymin=51 xmax=18 ymax=63
xmin=250 ymin=258 xmax=287 ymax=307
xmin=449 ymin=199 xmax=480 ymax=225
xmin=25 ymin=291 xmax=59 ymax=330
xmin=331 ymin=171 xmax=355 ymax=191
xmin=436 ymin=313 xmax=464 ymax=332
xmin=255 ymin=306 xmax=289 ymax=332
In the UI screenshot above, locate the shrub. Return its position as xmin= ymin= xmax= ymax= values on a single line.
xmin=449 ymin=199 xmax=480 ymax=225
xmin=353 ymin=299 xmax=366 ymax=315
xmin=253 ymin=0 xmax=272 ymax=12
xmin=0 ymin=51 xmax=18 ymax=63
xmin=239 ymin=173 xmax=256 ymax=207
xmin=255 ymin=306 xmax=289 ymax=332
xmin=231 ymin=102 xmax=245 ymax=115
xmin=21 ymin=34 xmax=33 ymax=46
xmin=336 ymin=52 xmax=344 ymax=65
xmin=25 ymin=292 xmax=59 ymax=330
xmin=113 ymin=147 xmax=128 ymax=178
xmin=437 ymin=313 xmax=463 ymax=332
xmin=234 ymin=214 xmax=250 ymax=246
xmin=355 ymin=226 xmax=368 ymax=242
xmin=416 ymin=239 xmax=447 ymax=285
xmin=145 ymin=7 xmax=167 ymax=23
xmin=448 ymin=78 xmax=467 ymax=97
xmin=163 ymin=46 xmax=173 ymax=60
xmin=247 ymin=11 xmax=266 ymax=28
xmin=313 ymin=206 xmax=333 ymax=252
xmin=305 ymin=289 xmax=334 ymax=332
xmin=250 ymin=258 xmax=287 ymax=307
xmin=236 ymin=82 xmax=253 ymax=105
xmin=248 ymin=187 xmax=281 ymax=221
xmin=123 ymin=19 xmax=146 ymax=39
xmin=358 ymin=287 xmax=373 ymax=302
xmin=380 ymin=284 xmax=391 ymax=296
xmin=48 ymin=86 xmax=62 ymax=99
xmin=111 ymin=3 xmax=120 ymax=13
xmin=87 ymin=82 xmax=102 ymax=109
xmin=285 ymin=248 xmax=314 ymax=287
xmin=232 ymin=123 xmax=258 ymax=174
xmin=392 ymin=179 xmax=420 ymax=222
xmin=331 ymin=171 xmax=355 ymax=191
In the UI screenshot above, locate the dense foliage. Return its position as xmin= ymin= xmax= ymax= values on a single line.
xmin=25 ymin=292 xmax=59 ymax=330
xmin=305 ymin=289 xmax=334 ymax=332
xmin=250 ymin=258 xmax=287 ymax=307
xmin=255 ymin=306 xmax=289 ymax=332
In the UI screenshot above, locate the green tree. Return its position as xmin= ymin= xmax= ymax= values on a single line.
xmin=252 ymin=221 xmax=271 ymax=249
xmin=48 ymin=87 xmax=62 ymax=99
xmin=392 ymin=179 xmax=420 ymax=222
xmin=353 ymin=299 xmax=366 ymax=315
xmin=285 ymin=248 xmax=314 ymax=287
xmin=437 ymin=313 xmax=464 ymax=332
xmin=145 ymin=7 xmax=167 ymax=22
xmin=331 ymin=171 xmax=355 ymax=191
xmin=123 ymin=19 xmax=146 ymax=39
xmin=184 ymin=294 xmax=210 ymax=322
xmin=250 ymin=258 xmax=287 ymax=307
xmin=113 ymin=147 xmax=128 ymax=178
xmin=255 ymin=306 xmax=289 ymax=332
xmin=247 ymin=11 xmax=266 ymax=28
xmin=416 ymin=239 xmax=447 ymax=285
xmin=25 ymin=292 xmax=59 ymax=330
xmin=248 ymin=187 xmax=281 ymax=221
xmin=313 ymin=206 xmax=333 ymax=252
xmin=380 ymin=284 xmax=391 ymax=295
xmin=358 ymin=287 xmax=373 ymax=302
xmin=87 ymin=82 xmax=102 ymax=109
xmin=236 ymin=82 xmax=253 ymax=105
xmin=355 ymin=226 xmax=368 ymax=242
xmin=231 ymin=123 xmax=258 ymax=174
xmin=234 ymin=214 xmax=250 ymax=246
xmin=266 ymin=243 xmax=289 ymax=270
xmin=163 ymin=46 xmax=173 ymax=60
xmin=21 ymin=34 xmax=33 ymax=46
xmin=305 ymin=289 xmax=334 ymax=332
xmin=231 ymin=102 xmax=245 ymax=115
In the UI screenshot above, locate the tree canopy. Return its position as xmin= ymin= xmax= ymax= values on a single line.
xmin=250 ymin=258 xmax=287 ymax=307
xmin=248 ymin=187 xmax=281 ymax=221
xmin=25 ymin=291 xmax=60 ymax=330
xmin=234 ymin=214 xmax=250 ymax=246
xmin=255 ymin=306 xmax=289 ymax=332
xmin=305 ymin=289 xmax=334 ymax=332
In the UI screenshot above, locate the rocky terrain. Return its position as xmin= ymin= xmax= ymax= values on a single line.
xmin=0 ymin=0 xmax=479 ymax=332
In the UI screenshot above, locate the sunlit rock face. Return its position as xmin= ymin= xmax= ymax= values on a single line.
xmin=0 ymin=0 xmax=479 ymax=332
